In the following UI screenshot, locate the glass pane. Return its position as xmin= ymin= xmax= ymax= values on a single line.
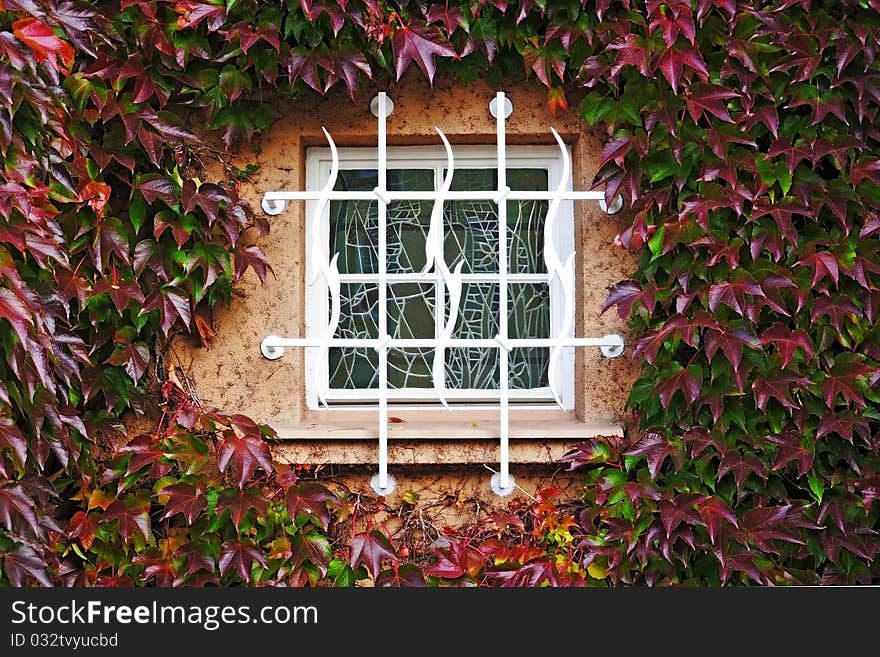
xmin=445 ymin=168 xmax=548 ymax=274
xmin=330 ymin=169 xmax=433 ymax=274
xmin=453 ymin=283 xmax=498 ymax=339
xmin=446 ymin=348 xmax=498 ymax=389
xmin=329 ymin=283 xmax=378 ymax=389
xmin=388 ymin=348 xmax=433 ymax=389
xmin=389 ymin=283 xmax=435 ymax=339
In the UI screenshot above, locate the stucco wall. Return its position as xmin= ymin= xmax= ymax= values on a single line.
xmin=169 ymin=74 xmax=638 ymax=477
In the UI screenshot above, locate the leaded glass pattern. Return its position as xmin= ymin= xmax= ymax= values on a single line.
xmin=327 ymin=166 xmax=552 ymax=395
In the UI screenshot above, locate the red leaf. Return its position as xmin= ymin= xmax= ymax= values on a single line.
xmin=685 ymin=85 xmax=738 ymax=123
xmin=13 ymin=18 xmax=74 ymax=73
xmin=0 ymin=416 xmax=27 ymax=466
xmin=217 ymin=433 xmax=273 ymax=488
xmin=752 ymin=375 xmax=809 ymax=413
xmin=816 ymin=412 xmax=869 ymax=443
xmin=291 ymin=531 xmax=331 ymax=577
xmin=102 ymin=499 xmax=152 ymax=544
xmin=218 ymin=540 xmax=266 ymax=583
xmin=602 ymin=279 xmax=656 ymax=319
xmin=427 ymin=3 xmax=465 ymax=32
xmin=216 ymin=488 xmax=267 ymax=531
xmin=349 ymin=530 xmax=396 ymax=579
xmin=0 ymin=287 xmax=32 ymax=342
xmin=391 ymin=22 xmax=457 ymax=83
xmin=0 ymin=484 xmax=40 ymax=536
xmin=704 ymin=324 xmax=760 ymax=371
xmin=158 ymin=483 xmax=206 ymax=525
xmin=376 ymin=563 xmax=426 ymax=587
xmin=760 ymin=324 xmax=813 ymax=369
xmin=697 ymin=496 xmax=738 ymax=545
xmin=795 ymin=251 xmax=840 ymax=288
xmin=659 ymin=493 xmax=706 ymax=538
xmin=821 ymin=356 xmax=872 ymax=410
xmin=547 ymin=86 xmax=568 ymax=117
xmin=741 ymin=505 xmax=803 ymax=553
xmin=768 ymin=432 xmax=813 ymax=477
xmin=810 ymin=295 xmax=860 ymax=333
xmin=285 ymin=482 xmax=339 ymax=530
xmin=333 ymin=50 xmax=371 ymax=101
xmin=655 ymin=364 xmax=701 ymax=408
xmin=67 ymin=511 xmax=98 ymax=550
xmin=3 ymin=543 xmax=52 ymax=586
xmin=105 ymin=341 xmax=150 ymax=383
xmin=854 ymin=476 xmax=880 ymax=512
xmin=624 ymin=430 xmax=684 ymax=479
xmin=137 ymin=174 xmax=178 ymax=206
xmin=118 ymin=434 xmax=164 ymax=476
xmin=599 ymin=134 xmax=636 ymax=169
xmin=92 ymin=278 xmax=144 ymax=316
xmin=707 ymin=276 xmax=765 ymax=317
xmin=718 ymin=449 xmax=768 ymax=491
xmin=141 ymin=288 xmax=191 ymax=335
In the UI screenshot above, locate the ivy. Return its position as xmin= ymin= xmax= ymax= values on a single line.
xmin=0 ymin=0 xmax=878 ymax=586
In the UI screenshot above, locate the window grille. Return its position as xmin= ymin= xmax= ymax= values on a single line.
xmin=260 ymin=93 xmax=624 ymax=497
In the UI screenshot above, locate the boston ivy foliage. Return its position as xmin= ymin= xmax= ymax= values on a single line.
xmin=0 ymin=0 xmax=878 ymax=586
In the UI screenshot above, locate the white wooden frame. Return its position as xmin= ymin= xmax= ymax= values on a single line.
xmin=304 ymin=144 xmax=576 ymax=411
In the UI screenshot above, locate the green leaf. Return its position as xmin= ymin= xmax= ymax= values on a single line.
xmin=807 ymin=473 xmax=825 ymax=503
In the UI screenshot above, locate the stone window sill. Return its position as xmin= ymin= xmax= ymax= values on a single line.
xmin=269 ymin=409 xmax=624 ymax=465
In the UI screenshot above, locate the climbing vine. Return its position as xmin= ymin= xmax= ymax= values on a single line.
xmin=0 ymin=0 xmax=878 ymax=586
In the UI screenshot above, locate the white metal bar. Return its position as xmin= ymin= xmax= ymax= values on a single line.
xmin=495 ymin=92 xmax=512 ymax=494
xmin=263 ymin=336 xmax=624 ymax=348
xmin=262 ymin=190 xmax=606 ymax=201
xmin=339 ymin=273 xmax=547 ymax=283
xmin=317 ymin=387 xmax=556 ymax=400
xmin=376 ymin=92 xmax=390 ymax=493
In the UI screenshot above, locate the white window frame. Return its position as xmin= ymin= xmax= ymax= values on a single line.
xmin=304 ymin=144 xmax=576 ymax=411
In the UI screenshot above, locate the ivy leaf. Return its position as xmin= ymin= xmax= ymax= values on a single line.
xmin=718 ymin=449 xmax=768 ymax=491
xmin=685 ymin=85 xmax=738 ymax=123
xmin=704 ymin=324 xmax=760 ymax=371
xmin=158 ymin=483 xmax=206 ymax=525
xmin=760 ymin=324 xmax=814 ymax=369
xmin=376 ymin=563 xmax=427 ymax=587
xmin=810 ymin=295 xmax=860 ymax=332
xmin=333 ymin=50 xmax=371 ymax=101
xmin=0 ymin=287 xmax=33 ymax=342
xmin=697 ymin=496 xmax=738 ymax=545
xmin=795 ymin=251 xmax=840 ymax=288
xmin=141 ymin=287 xmax=192 ymax=335
xmin=0 ymin=416 xmax=28 ymax=466
xmin=816 ymin=411 xmax=870 ymax=443
xmin=218 ymin=540 xmax=266 ymax=583
xmin=427 ymin=3 xmax=465 ymax=33
xmin=708 ymin=276 xmax=766 ymax=317
xmin=136 ymin=174 xmax=178 ymax=206
xmin=67 ymin=510 xmax=98 ymax=551
xmin=118 ymin=434 xmax=165 ymax=476
xmin=821 ymin=355 xmax=872 ymax=410
xmin=601 ymin=279 xmax=656 ymax=319
xmin=0 ymin=484 xmax=40 ymax=536
xmin=285 ymin=482 xmax=339 ymax=530
xmin=105 ymin=340 xmax=150 ymax=383
xmin=102 ymin=499 xmax=152 ymax=544
xmin=291 ymin=530 xmax=331 ymax=577
xmin=349 ymin=530 xmax=397 ymax=578
xmin=659 ymin=493 xmax=706 ymax=538
xmin=655 ymin=363 xmax=701 ymax=408
xmin=13 ymin=18 xmax=74 ymax=73
xmin=624 ymin=430 xmax=684 ymax=479
xmin=768 ymin=432 xmax=813 ymax=477
xmin=216 ymin=432 xmax=273 ymax=489
xmin=752 ymin=375 xmax=809 ymax=413
xmin=391 ymin=22 xmax=457 ymax=83
xmin=3 ymin=543 xmax=52 ymax=587
xmin=741 ymin=505 xmax=802 ymax=553
xmin=216 ymin=488 xmax=267 ymax=531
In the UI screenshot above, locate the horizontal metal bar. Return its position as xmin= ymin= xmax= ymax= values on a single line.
xmin=263 ymin=190 xmax=605 ymax=202
xmin=338 ymin=273 xmax=550 ymax=283
xmin=264 ymin=337 xmax=617 ymax=348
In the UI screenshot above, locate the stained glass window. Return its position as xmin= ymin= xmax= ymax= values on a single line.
xmin=308 ymin=146 xmax=573 ymax=404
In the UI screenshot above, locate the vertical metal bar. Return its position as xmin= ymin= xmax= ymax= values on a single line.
xmin=377 ymin=92 xmax=390 ymax=492
xmin=496 ymin=92 xmax=510 ymax=492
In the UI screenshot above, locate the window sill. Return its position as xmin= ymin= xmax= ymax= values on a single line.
xmin=268 ymin=410 xmax=624 ymax=465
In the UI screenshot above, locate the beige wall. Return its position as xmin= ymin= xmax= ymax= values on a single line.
xmin=170 ymin=73 xmax=638 ymax=488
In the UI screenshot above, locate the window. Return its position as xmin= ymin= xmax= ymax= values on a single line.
xmin=304 ymin=145 xmax=575 ymax=410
